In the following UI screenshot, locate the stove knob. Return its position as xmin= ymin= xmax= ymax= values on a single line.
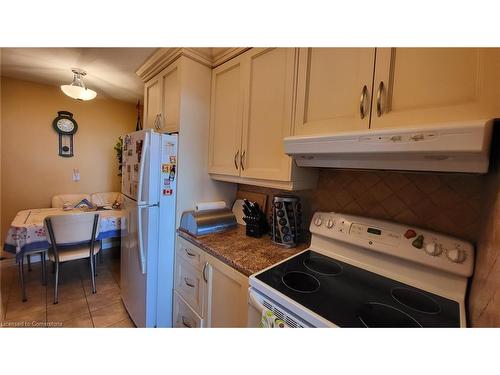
xmin=447 ymin=249 xmax=467 ymax=263
xmin=425 ymin=243 xmax=442 ymax=256
xmin=314 ymin=217 xmax=323 ymax=226
xmin=326 ymin=219 xmax=334 ymax=228
xmin=404 ymin=229 xmax=417 ymax=239
xmin=411 ymin=235 xmax=424 ymax=249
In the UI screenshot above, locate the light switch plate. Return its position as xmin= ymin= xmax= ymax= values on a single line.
xmin=73 ymin=168 xmax=80 ymax=182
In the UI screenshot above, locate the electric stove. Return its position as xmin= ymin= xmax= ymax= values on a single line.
xmin=249 ymin=212 xmax=474 ymax=328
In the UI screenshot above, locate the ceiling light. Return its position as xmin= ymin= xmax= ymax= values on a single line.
xmin=60 ymin=68 xmax=97 ymax=101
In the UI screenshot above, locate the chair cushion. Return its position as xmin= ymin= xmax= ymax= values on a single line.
xmin=90 ymin=192 xmax=121 ymax=207
xmin=48 ymin=243 xmax=101 ymax=263
xmin=52 ymin=194 xmax=91 ymax=208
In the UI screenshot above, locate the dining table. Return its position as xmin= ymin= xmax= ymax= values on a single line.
xmin=3 ymin=207 xmax=126 ymax=301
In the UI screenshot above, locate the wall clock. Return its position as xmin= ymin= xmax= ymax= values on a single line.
xmin=52 ymin=111 xmax=78 ymax=157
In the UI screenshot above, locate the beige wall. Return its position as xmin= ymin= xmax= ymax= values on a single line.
xmin=0 ymin=50 xmax=3 ymax=253
xmin=1 ymin=76 xmax=136 ymax=242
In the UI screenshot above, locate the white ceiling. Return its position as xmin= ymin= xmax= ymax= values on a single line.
xmin=0 ymin=48 xmax=156 ymax=103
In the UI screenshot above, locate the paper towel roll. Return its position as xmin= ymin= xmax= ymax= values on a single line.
xmin=195 ymin=201 xmax=227 ymax=212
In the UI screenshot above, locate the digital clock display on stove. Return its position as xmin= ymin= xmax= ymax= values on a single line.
xmin=367 ymin=227 xmax=382 ymax=235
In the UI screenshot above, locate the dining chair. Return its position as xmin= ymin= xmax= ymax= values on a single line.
xmin=17 ymin=249 xmax=48 ymax=302
xmin=44 ymin=212 xmax=101 ymax=304
xmin=51 ymin=193 xmax=91 ymax=208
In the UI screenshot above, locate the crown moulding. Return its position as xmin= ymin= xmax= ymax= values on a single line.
xmin=135 ymin=47 xmax=250 ymax=82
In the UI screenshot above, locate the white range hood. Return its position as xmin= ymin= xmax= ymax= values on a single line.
xmin=284 ymin=120 xmax=495 ymax=173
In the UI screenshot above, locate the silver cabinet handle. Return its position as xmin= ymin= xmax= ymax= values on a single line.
xmin=234 ymin=150 xmax=239 ymax=170
xmin=185 ymin=248 xmax=196 ymax=257
xmin=157 ymin=113 xmax=164 ymax=130
xmin=152 ymin=114 xmax=159 ymax=129
xmin=376 ymin=81 xmax=385 ymax=117
xmin=181 ymin=316 xmax=192 ymax=328
xmin=359 ymin=85 xmax=368 ymax=119
xmin=202 ymin=261 xmax=208 ymax=282
xmin=240 ymin=150 xmax=246 ymax=171
xmin=184 ymin=277 xmax=195 ymax=288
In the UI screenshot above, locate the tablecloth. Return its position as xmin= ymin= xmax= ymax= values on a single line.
xmin=3 ymin=208 xmax=126 ymax=261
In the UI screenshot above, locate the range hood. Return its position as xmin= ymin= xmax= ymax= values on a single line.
xmin=284 ymin=120 xmax=495 ymax=173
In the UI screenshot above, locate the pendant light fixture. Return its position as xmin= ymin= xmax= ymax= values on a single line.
xmin=60 ymin=68 xmax=97 ymax=101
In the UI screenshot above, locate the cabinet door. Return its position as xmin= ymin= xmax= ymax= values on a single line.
xmin=294 ymin=48 xmax=375 ymax=135
xmin=205 ymin=254 xmax=249 ymax=328
xmin=144 ymin=77 xmax=161 ymax=130
xmin=239 ymin=48 xmax=295 ymax=181
xmin=370 ymin=48 xmax=500 ymax=129
xmin=208 ymin=57 xmax=245 ymax=176
xmin=160 ymin=63 xmax=180 ymax=133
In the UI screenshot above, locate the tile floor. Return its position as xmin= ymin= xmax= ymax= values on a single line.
xmin=0 ymin=248 xmax=135 ymax=328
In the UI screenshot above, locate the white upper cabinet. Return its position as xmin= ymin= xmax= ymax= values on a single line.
xmin=371 ymin=48 xmax=499 ymax=129
xmin=208 ymin=48 xmax=317 ymax=190
xmin=160 ymin=63 xmax=180 ymax=133
xmin=370 ymin=48 xmax=500 ymax=129
xmin=208 ymin=57 xmax=244 ymax=177
xmin=293 ymin=48 xmax=500 ymax=135
xmin=144 ymin=77 xmax=161 ymax=130
xmin=240 ymin=48 xmax=295 ymax=181
xmin=143 ymin=61 xmax=180 ymax=133
xmin=294 ymin=48 xmax=376 ymax=135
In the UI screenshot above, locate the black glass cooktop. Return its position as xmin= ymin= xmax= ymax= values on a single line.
xmin=255 ymin=250 xmax=460 ymax=327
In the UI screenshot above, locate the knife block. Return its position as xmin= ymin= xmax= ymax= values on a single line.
xmin=243 ymin=201 xmax=268 ymax=238
xmin=245 ymin=215 xmax=268 ymax=238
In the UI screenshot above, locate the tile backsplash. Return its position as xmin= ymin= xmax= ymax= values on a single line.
xmin=467 ymin=139 xmax=500 ymax=327
xmin=467 ymin=169 xmax=500 ymax=326
xmin=239 ymin=168 xmax=484 ymax=242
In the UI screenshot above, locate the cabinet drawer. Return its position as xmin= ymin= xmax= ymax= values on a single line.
xmin=173 ymin=291 xmax=203 ymax=328
xmin=176 ymin=236 xmax=204 ymax=271
xmin=174 ymin=257 xmax=205 ymax=316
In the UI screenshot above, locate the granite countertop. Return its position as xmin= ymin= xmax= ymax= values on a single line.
xmin=178 ymin=225 xmax=309 ymax=277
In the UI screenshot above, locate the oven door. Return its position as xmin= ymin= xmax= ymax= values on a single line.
xmin=247 ymin=288 xmax=312 ymax=328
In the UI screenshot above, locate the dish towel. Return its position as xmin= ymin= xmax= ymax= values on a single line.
xmin=260 ymin=309 xmax=287 ymax=328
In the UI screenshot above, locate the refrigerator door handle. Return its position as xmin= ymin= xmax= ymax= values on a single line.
xmin=137 ymin=206 xmax=147 ymax=275
xmin=137 ymin=133 xmax=149 ymax=206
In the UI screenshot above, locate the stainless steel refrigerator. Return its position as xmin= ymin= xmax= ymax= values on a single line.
xmin=120 ymin=129 xmax=177 ymax=327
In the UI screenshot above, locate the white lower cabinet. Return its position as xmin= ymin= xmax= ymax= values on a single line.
xmin=204 ymin=252 xmax=249 ymax=328
xmin=174 ymin=236 xmax=249 ymax=327
xmin=174 ymin=256 xmax=205 ymax=317
xmin=173 ymin=290 xmax=204 ymax=328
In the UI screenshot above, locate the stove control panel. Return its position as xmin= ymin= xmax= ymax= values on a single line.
xmin=310 ymin=212 xmax=474 ymax=277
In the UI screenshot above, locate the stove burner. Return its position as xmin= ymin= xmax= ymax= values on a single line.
xmin=303 ymin=256 xmax=342 ymax=276
xmin=282 ymin=271 xmax=320 ymax=293
xmin=358 ymin=302 xmax=422 ymax=328
xmin=391 ymin=287 xmax=441 ymax=314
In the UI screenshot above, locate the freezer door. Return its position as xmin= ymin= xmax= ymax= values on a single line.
xmin=121 ymin=195 xmax=159 ymax=327
xmin=121 ymin=130 xmax=160 ymax=205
